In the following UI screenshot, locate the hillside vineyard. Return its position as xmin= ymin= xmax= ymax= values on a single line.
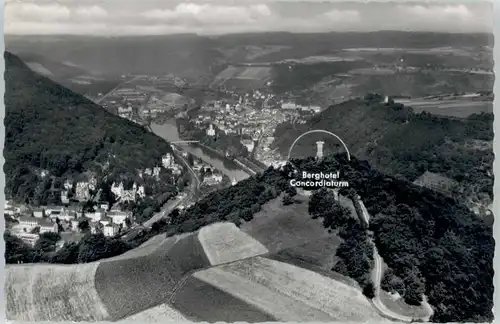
xmin=3 ymin=1 xmax=494 ymax=323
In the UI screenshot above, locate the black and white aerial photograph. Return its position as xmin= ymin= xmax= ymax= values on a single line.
xmin=3 ymin=0 xmax=495 ymax=322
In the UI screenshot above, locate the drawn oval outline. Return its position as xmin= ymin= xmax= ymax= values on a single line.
xmin=287 ymin=129 xmax=351 ymax=161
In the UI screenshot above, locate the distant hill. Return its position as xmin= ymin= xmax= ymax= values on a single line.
xmin=4 ymin=51 xmax=175 ymax=206
xmin=273 ymin=96 xmax=493 ymax=214
xmin=6 ymin=31 xmax=493 ymax=82
xmin=14 ymin=52 xmax=91 ymax=79
xmin=12 ymin=52 xmax=123 ymax=99
xmin=5 ymin=35 xmax=225 ymax=82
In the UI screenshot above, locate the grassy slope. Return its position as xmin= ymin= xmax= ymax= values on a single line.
xmin=240 ymin=194 xmax=330 ymax=254
xmin=240 ymin=193 xmax=359 ymax=288
xmin=7 ymin=207 xmax=378 ymax=323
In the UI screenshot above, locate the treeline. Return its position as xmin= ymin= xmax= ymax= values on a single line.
xmin=101 ymin=167 xmax=293 ymax=250
xmin=5 ymin=231 xmax=131 ymax=265
xmin=292 ymin=154 xmax=494 ymax=322
xmin=159 ymin=167 xmax=290 ymax=233
xmin=6 ymin=167 xmax=293 ymax=264
xmin=308 ymin=189 xmax=374 ymax=297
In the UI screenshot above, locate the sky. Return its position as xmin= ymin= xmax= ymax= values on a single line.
xmin=4 ymin=0 xmax=494 ymax=35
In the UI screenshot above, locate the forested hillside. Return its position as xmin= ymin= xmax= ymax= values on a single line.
xmin=289 ymin=155 xmax=494 ymax=322
xmin=273 ymin=95 xmax=493 ymax=213
xmin=4 ymin=51 xmax=175 ymax=205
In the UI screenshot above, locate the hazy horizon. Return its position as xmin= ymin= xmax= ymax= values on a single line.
xmin=5 ymin=0 xmax=493 ymax=36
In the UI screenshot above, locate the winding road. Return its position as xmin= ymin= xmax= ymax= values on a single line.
xmin=358 ymin=198 xmax=432 ymax=322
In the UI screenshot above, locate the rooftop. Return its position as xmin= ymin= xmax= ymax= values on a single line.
xmin=19 ymin=216 xmax=54 ymax=227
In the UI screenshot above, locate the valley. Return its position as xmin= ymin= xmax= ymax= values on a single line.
xmin=3 ymin=27 xmax=494 ymax=324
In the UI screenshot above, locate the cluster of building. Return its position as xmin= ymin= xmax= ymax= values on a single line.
xmin=100 ymin=86 xmax=148 ymax=125
xmin=110 ymin=182 xmax=146 ymax=202
xmin=9 ymin=200 xmax=133 ymax=247
xmin=280 ymin=101 xmax=321 ymax=113
xmin=160 ymin=152 xmax=183 ymax=175
xmin=187 ymin=88 xmax=319 ymax=167
xmin=190 ymin=158 xmax=225 ymax=187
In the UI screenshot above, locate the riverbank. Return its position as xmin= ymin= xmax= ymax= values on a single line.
xmin=150 ymin=121 xmax=250 ymax=182
xmin=195 ymin=142 xmax=265 ymax=175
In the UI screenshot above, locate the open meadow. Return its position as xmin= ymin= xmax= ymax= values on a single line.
xmin=240 ymin=194 xmax=355 ymax=253
xmin=240 ymin=194 xmax=329 ymax=253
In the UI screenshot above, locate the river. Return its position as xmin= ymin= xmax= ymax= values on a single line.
xmin=150 ymin=120 xmax=250 ymax=182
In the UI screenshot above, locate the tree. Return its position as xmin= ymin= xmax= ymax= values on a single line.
xmin=187 ymin=154 xmax=195 ymax=166
xmin=285 ymin=185 xmax=297 ymax=197
xmin=4 ymin=232 xmax=34 ymax=264
xmin=52 ymin=242 xmax=79 ymax=264
xmin=77 ymin=232 xmax=130 ymax=263
xmin=78 ymin=219 xmax=90 ymax=233
xmin=363 ymin=282 xmax=376 ymax=299
xmin=381 ymin=268 xmax=406 ymax=296
xmin=282 ymin=194 xmax=294 ymax=205
xmin=34 ymin=232 xmax=61 ymax=253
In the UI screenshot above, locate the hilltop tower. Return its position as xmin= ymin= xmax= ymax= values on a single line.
xmin=316 ymin=141 xmax=325 ymax=160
